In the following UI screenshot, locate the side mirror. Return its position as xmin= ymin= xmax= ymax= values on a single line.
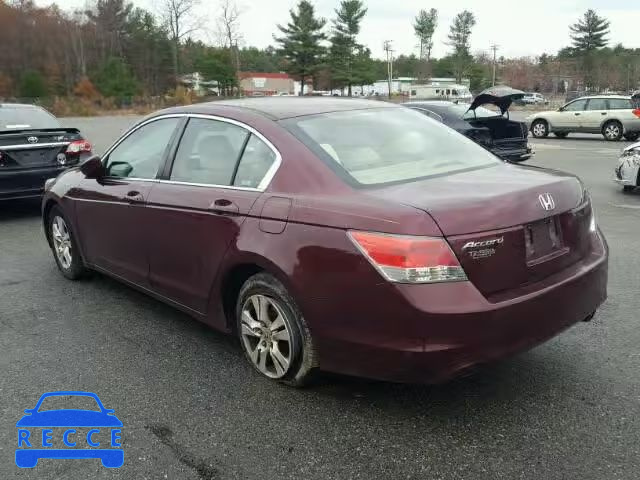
xmin=557 ymin=107 xmax=564 ymax=112
xmin=80 ymin=155 xmax=104 ymax=179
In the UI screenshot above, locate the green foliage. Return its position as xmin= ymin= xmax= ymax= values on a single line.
xmin=329 ymin=0 xmax=370 ymax=94
xmin=570 ymin=9 xmax=610 ymax=52
xmin=19 ymin=71 xmax=47 ymax=98
xmin=414 ymin=8 xmax=437 ymax=60
xmin=93 ymin=57 xmax=139 ymax=98
xmin=239 ymin=46 xmax=284 ymax=73
xmin=195 ymin=49 xmax=238 ymax=95
xmin=274 ymin=0 xmax=326 ymax=94
xmin=446 ymin=10 xmax=476 ymax=83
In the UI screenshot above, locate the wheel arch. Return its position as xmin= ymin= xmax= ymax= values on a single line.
xmin=217 ymin=254 xmax=301 ymax=332
xmin=42 ymin=198 xmax=59 ymax=248
xmin=531 ymin=116 xmax=552 ymax=131
xmin=600 ymin=117 xmax=623 ymax=131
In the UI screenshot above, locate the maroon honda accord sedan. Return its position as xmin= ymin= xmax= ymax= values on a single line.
xmin=41 ymin=98 xmax=608 ymax=385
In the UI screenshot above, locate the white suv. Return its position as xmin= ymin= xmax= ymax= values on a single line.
xmin=526 ymin=95 xmax=640 ymax=141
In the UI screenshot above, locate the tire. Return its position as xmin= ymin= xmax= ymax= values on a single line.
xmin=624 ymin=132 xmax=640 ymax=142
xmin=235 ymin=273 xmax=317 ymax=387
xmin=623 ymin=185 xmax=635 ymax=193
xmin=554 ymin=132 xmax=569 ymax=139
xmin=602 ymin=120 xmax=623 ymax=141
xmin=531 ymin=119 xmax=549 ymax=138
xmin=47 ymin=205 xmax=88 ymax=280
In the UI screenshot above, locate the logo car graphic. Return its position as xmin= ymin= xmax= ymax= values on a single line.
xmin=15 ymin=391 xmax=123 ymax=468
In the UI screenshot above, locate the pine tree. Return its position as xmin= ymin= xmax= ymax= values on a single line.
xmin=446 ymin=10 xmax=476 ymax=84
xmin=413 ymin=8 xmax=437 ymax=79
xmin=329 ymin=0 xmax=367 ymax=96
xmin=274 ymin=0 xmax=326 ymax=96
xmin=570 ymin=9 xmax=610 ymax=52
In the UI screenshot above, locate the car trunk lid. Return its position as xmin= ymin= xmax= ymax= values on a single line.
xmin=0 ymin=128 xmax=80 ymax=169
xmin=367 ymin=164 xmax=592 ymax=297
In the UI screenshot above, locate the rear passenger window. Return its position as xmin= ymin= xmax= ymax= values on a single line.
xmin=587 ymin=98 xmax=608 ymax=110
xmin=608 ymin=98 xmax=633 ymax=110
xmin=233 ymin=135 xmax=277 ymax=188
xmin=170 ymin=118 xmax=248 ymax=185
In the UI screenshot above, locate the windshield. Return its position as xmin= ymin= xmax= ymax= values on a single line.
xmin=36 ymin=395 xmax=101 ymax=412
xmin=0 ymin=106 xmax=60 ymax=130
xmin=283 ymin=108 xmax=500 ymax=186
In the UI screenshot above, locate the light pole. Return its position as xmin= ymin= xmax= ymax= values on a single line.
xmin=383 ymin=40 xmax=394 ymax=97
xmin=491 ymin=44 xmax=499 ymax=86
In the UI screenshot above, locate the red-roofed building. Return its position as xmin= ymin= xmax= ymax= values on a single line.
xmin=238 ymin=72 xmax=294 ymax=96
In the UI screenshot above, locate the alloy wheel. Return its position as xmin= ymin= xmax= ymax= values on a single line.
xmin=51 ymin=216 xmax=73 ymax=269
xmin=532 ymin=123 xmax=546 ymax=137
xmin=240 ymin=294 xmax=292 ymax=378
xmin=605 ymin=124 xmax=621 ymax=140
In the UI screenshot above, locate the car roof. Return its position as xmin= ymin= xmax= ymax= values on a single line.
xmin=573 ymin=95 xmax=630 ymax=101
xmin=162 ymin=97 xmax=397 ymax=120
xmin=0 ymin=103 xmax=41 ymax=109
xmin=405 ymin=101 xmax=460 ymax=107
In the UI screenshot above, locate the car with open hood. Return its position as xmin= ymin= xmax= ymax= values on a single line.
xmin=41 ymin=98 xmax=607 ymax=385
xmin=527 ymin=95 xmax=640 ymax=141
xmin=406 ymin=86 xmax=533 ymax=162
xmin=0 ymin=103 xmax=92 ymax=200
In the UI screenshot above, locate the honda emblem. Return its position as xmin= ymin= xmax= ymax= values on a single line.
xmin=538 ymin=193 xmax=555 ymax=211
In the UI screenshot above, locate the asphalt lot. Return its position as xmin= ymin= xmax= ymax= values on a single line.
xmin=1 ymin=114 xmax=640 ymax=479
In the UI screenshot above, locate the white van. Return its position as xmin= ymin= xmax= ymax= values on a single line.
xmin=409 ymin=84 xmax=472 ymax=102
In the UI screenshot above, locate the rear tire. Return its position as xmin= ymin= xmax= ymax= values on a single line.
xmin=623 ymin=185 xmax=635 ymax=193
xmin=48 ymin=206 xmax=87 ymax=280
xmin=602 ymin=121 xmax=623 ymax=141
xmin=624 ymin=132 xmax=640 ymax=142
xmin=235 ymin=273 xmax=317 ymax=387
xmin=554 ymin=132 xmax=569 ymax=139
xmin=531 ymin=119 xmax=549 ymax=138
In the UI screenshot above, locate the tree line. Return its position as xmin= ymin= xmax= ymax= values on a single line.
xmin=0 ymin=1 xmax=637 ymax=102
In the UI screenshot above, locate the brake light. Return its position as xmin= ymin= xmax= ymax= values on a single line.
xmin=633 ymin=109 xmax=640 ymax=119
xmin=348 ymin=231 xmax=467 ymax=283
xmin=66 ymin=140 xmax=92 ymax=154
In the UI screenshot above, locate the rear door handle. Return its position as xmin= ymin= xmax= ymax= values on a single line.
xmin=209 ymin=198 xmax=239 ymax=215
xmin=574 ymin=113 xmax=581 ymax=116
xmin=125 ymin=190 xmax=144 ymax=203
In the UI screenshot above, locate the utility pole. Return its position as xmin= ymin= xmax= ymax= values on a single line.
xmin=491 ymin=44 xmax=499 ymax=86
xmin=383 ymin=40 xmax=394 ymax=97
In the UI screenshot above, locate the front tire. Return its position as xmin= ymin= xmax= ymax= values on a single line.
xmin=236 ymin=273 xmax=317 ymax=386
xmin=602 ymin=121 xmax=623 ymax=141
xmin=531 ymin=119 xmax=549 ymax=138
xmin=48 ymin=206 xmax=87 ymax=280
xmin=623 ymin=185 xmax=635 ymax=193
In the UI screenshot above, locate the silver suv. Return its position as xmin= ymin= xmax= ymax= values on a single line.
xmin=526 ymin=95 xmax=640 ymax=141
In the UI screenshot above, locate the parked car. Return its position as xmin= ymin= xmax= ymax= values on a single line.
xmin=406 ymin=86 xmax=533 ymax=162
xmin=42 ymin=98 xmax=608 ymax=385
xmin=0 ymin=103 xmax=92 ymax=201
xmin=614 ymin=140 xmax=640 ymax=192
xmin=527 ymin=95 xmax=640 ymax=141
xmin=520 ymin=92 xmax=547 ymax=105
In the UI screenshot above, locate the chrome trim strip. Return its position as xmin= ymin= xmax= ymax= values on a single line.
xmin=101 ymin=113 xmax=282 ymax=192
xmin=156 ymin=179 xmax=260 ymax=192
xmin=1 ymin=141 xmax=69 ymax=151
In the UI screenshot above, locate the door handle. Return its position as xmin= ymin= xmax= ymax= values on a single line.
xmin=125 ymin=190 xmax=144 ymax=203
xmin=209 ymin=198 xmax=239 ymax=215
xmin=574 ymin=113 xmax=581 ymax=116
xmin=601 ymin=112 xmax=607 ymax=115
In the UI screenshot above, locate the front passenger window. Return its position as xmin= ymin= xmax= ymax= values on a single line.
xmin=105 ymin=118 xmax=180 ymax=179
xmin=563 ymin=100 xmax=587 ymax=112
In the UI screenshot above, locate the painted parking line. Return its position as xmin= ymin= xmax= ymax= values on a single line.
xmin=610 ymin=203 xmax=640 ymax=210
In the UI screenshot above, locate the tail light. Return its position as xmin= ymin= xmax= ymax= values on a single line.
xmin=66 ymin=140 xmax=92 ymax=154
xmin=633 ymin=109 xmax=640 ymax=119
xmin=348 ymin=231 xmax=467 ymax=284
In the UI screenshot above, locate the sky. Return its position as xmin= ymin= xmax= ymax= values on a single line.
xmin=36 ymin=0 xmax=640 ymax=60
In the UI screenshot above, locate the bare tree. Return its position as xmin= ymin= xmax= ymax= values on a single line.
xmin=161 ymin=0 xmax=200 ymax=81
xmin=216 ymin=0 xmax=242 ymax=92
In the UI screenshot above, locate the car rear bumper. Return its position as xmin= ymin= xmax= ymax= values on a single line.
xmin=0 ymin=166 xmax=68 ymax=200
xmin=311 ymin=231 xmax=608 ymax=384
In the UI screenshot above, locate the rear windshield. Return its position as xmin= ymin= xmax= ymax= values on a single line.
xmin=0 ymin=106 xmax=60 ymax=130
xmin=283 ymin=108 xmax=500 ymax=186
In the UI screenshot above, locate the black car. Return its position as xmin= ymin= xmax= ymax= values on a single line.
xmin=406 ymin=86 xmax=533 ymax=163
xmin=0 ymin=103 xmax=92 ymax=200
